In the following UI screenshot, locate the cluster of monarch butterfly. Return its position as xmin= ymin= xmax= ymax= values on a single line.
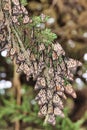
xmin=0 ymin=0 xmax=82 ymax=125
xmin=0 ymin=0 xmax=7 ymax=51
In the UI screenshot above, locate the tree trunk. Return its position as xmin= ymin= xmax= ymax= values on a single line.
xmin=13 ymin=62 xmax=21 ymax=130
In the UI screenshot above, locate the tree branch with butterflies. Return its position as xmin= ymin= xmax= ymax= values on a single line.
xmin=0 ymin=0 xmax=82 ymax=127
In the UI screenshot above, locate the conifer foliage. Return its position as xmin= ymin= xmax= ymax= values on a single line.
xmin=0 ymin=0 xmax=82 ymax=125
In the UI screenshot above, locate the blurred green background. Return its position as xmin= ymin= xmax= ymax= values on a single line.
xmin=0 ymin=0 xmax=87 ymax=130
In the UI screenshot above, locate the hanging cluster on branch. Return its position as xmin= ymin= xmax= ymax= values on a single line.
xmin=0 ymin=0 xmax=82 ymax=125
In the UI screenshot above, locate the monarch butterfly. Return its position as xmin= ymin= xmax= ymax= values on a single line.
xmin=37 ymin=89 xmax=46 ymax=98
xmin=56 ymin=85 xmax=64 ymax=92
xmin=12 ymin=16 xmax=18 ymax=23
xmin=16 ymin=63 xmax=24 ymax=73
xmin=12 ymin=6 xmax=20 ymax=15
xmin=40 ymin=77 xmax=46 ymax=87
xmin=53 ymin=93 xmax=64 ymax=109
xmin=23 ymin=63 xmax=30 ymax=74
xmin=24 ymin=66 xmax=32 ymax=78
xmin=21 ymin=5 xmax=28 ymax=15
xmin=53 ymin=42 xmax=65 ymax=56
xmin=38 ymin=95 xmax=47 ymax=105
xmin=0 ymin=34 xmax=5 ymax=42
xmin=48 ymin=102 xmax=54 ymax=114
xmin=53 ymin=93 xmax=61 ymax=104
xmin=39 ymin=43 xmax=45 ymax=51
xmin=17 ymin=53 xmax=25 ymax=62
xmin=38 ymin=62 xmax=45 ymax=70
xmin=48 ymin=67 xmax=54 ymax=77
xmin=65 ymin=84 xmax=77 ymax=98
xmin=3 ymin=3 xmax=9 ymax=11
xmin=57 ymin=91 xmax=67 ymax=99
xmin=12 ymin=0 xmax=20 ymax=6
xmin=47 ymin=89 xmax=53 ymax=100
xmin=52 ymin=51 xmax=58 ymax=60
xmin=38 ymin=104 xmax=47 ymax=117
xmin=54 ymin=107 xmax=64 ymax=117
xmin=35 ymin=89 xmax=47 ymax=105
xmin=48 ymin=80 xmax=55 ymax=89
xmin=35 ymin=77 xmax=46 ymax=90
xmin=54 ymin=75 xmax=64 ymax=85
xmin=66 ymin=58 xmax=82 ymax=69
xmin=59 ymin=60 xmax=67 ymax=72
xmin=47 ymin=114 xmax=56 ymax=126
xmin=10 ymin=48 xmax=17 ymax=56
xmin=23 ymin=15 xmax=29 ymax=24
